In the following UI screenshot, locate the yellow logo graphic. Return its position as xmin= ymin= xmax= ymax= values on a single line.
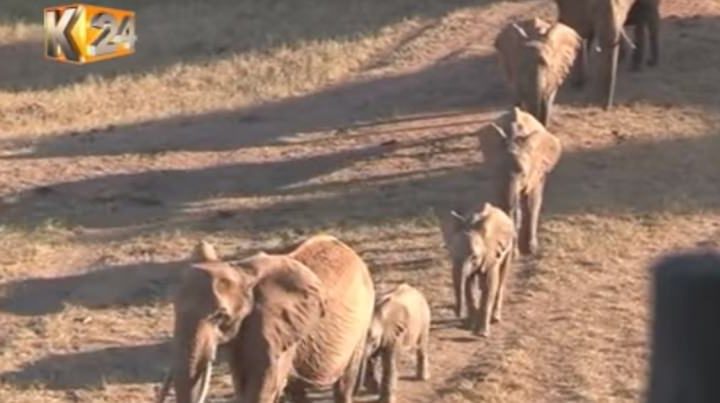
xmin=44 ymin=4 xmax=136 ymax=64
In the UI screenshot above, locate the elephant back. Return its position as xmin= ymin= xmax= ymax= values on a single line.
xmin=475 ymin=205 xmax=515 ymax=268
xmin=288 ymin=234 xmax=375 ymax=386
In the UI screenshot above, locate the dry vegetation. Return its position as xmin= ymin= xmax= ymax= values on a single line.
xmin=0 ymin=0 xmax=719 ymax=402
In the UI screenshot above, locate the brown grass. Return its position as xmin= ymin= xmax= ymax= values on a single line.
xmin=0 ymin=0 xmax=719 ymax=402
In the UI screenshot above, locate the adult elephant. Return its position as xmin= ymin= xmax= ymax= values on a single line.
xmin=555 ymin=0 xmax=639 ymax=109
xmin=157 ymin=235 xmax=375 ymax=403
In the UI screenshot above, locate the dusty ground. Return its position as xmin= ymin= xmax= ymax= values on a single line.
xmin=0 ymin=0 xmax=719 ymax=402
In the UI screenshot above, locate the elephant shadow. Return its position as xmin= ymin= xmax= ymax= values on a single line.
xmin=0 ymin=260 xmax=185 ymax=316
xmin=0 ymin=342 xmax=170 ymax=390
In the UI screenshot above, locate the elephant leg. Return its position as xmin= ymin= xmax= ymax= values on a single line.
xmin=647 ymin=5 xmax=660 ymax=66
xmin=517 ymin=192 xmax=532 ymax=255
xmin=229 ymin=343 xmax=245 ymax=399
xmin=363 ymin=354 xmax=382 ymax=395
xmin=543 ymin=91 xmax=557 ymax=127
xmin=464 ymin=271 xmax=479 ymax=330
xmin=378 ymin=347 xmax=398 ymax=403
xmin=527 ymin=180 xmax=545 ymax=255
xmin=333 ymin=337 xmax=365 ymax=403
xmin=416 ymin=326 xmax=430 ymax=380
xmin=631 ymin=22 xmax=646 ymax=71
xmin=571 ymin=37 xmax=590 ymax=88
xmin=475 ymin=266 xmax=499 ymax=338
xmin=492 ymin=250 xmax=512 ymax=323
xmin=286 ymin=380 xmax=310 ymax=403
xmin=451 ymin=261 xmax=466 ymax=320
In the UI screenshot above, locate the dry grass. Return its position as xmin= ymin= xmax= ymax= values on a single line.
xmin=0 ymin=0 xmax=719 ymax=402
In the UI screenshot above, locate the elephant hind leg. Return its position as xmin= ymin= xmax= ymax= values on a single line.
xmin=333 ymin=337 xmax=365 ymax=403
xmin=647 ymin=5 xmax=660 ymax=66
xmin=631 ymin=22 xmax=646 ymax=71
xmin=571 ymin=35 xmax=593 ymax=89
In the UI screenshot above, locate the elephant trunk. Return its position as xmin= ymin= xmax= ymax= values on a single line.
xmin=531 ymin=70 xmax=548 ymax=126
xmin=452 ymin=260 xmax=465 ymax=318
xmin=500 ymin=172 xmax=521 ymax=234
xmin=453 ymin=256 xmax=476 ymax=318
xmin=172 ymin=319 xmax=218 ymax=403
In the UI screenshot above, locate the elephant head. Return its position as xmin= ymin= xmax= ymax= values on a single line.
xmin=359 ymin=290 xmax=410 ymax=393
xmin=168 ymin=260 xmax=256 ymax=403
xmin=489 ymin=107 xmax=562 ymax=253
xmin=437 ymin=205 xmax=493 ymax=318
xmin=495 ymin=18 xmax=581 ymax=125
xmin=160 ymin=243 xmax=326 ymax=403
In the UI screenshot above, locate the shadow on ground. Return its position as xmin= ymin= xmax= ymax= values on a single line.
xmin=2 ymin=53 xmax=503 ymax=157
xmin=0 ymin=0 xmax=486 ymax=91
xmin=0 ymin=261 xmax=183 ymax=316
xmin=0 ymin=342 xmax=169 ymax=389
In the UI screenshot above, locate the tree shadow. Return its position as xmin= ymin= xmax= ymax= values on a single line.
xmin=0 ymin=261 xmax=184 ymax=316
xmin=0 ymin=0 xmax=489 ymax=92
xmin=0 ymin=342 xmax=170 ymax=390
xmin=2 ymin=52 xmax=503 ymax=158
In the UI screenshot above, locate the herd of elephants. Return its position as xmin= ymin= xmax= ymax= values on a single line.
xmin=153 ymin=0 xmax=664 ymax=402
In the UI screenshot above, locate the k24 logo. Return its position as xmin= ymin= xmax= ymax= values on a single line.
xmin=44 ymin=4 xmax=137 ymax=64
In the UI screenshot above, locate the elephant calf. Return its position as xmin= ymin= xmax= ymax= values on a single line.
xmin=361 ymin=283 xmax=431 ymax=403
xmin=437 ymin=203 xmax=515 ymax=337
xmin=489 ymin=107 xmax=562 ymax=256
xmin=494 ymin=17 xmax=582 ymax=125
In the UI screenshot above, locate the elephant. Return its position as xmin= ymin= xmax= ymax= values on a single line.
xmin=494 ymin=17 xmax=582 ymax=125
xmin=359 ymin=283 xmax=431 ymax=403
xmin=437 ymin=203 xmax=515 ymax=337
xmin=623 ymin=0 xmax=661 ymax=70
xmin=157 ymin=234 xmax=375 ymax=403
xmin=554 ymin=0 xmax=639 ymax=109
xmin=489 ymin=107 xmax=562 ymax=256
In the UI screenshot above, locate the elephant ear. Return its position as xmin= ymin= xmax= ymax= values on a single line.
xmin=243 ymin=254 xmax=327 ymax=353
xmin=435 ymin=208 xmax=466 ymax=253
xmin=542 ymin=22 xmax=582 ymax=93
xmin=380 ymin=300 xmax=410 ymax=346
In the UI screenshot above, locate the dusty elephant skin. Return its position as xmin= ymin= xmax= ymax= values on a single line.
xmin=489 ymin=107 xmax=562 ymax=256
xmin=360 ymin=283 xmax=431 ymax=403
xmin=437 ymin=203 xmax=515 ymax=337
xmin=494 ymin=17 xmax=582 ymax=126
xmin=157 ymin=234 xmax=375 ymax=403
xmin=554 ymin=0 xmax=639 ymax=109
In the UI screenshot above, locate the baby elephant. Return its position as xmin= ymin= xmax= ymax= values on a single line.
xmin=438 ymin=203 xmax=515 ymax=337
xmin=361 ymin=283 xmax=431 ymax=403
xmin=490 ymin=107 xmax=562 ymax=256
xmin=494 ymin=17 xmax=581 ymax=125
